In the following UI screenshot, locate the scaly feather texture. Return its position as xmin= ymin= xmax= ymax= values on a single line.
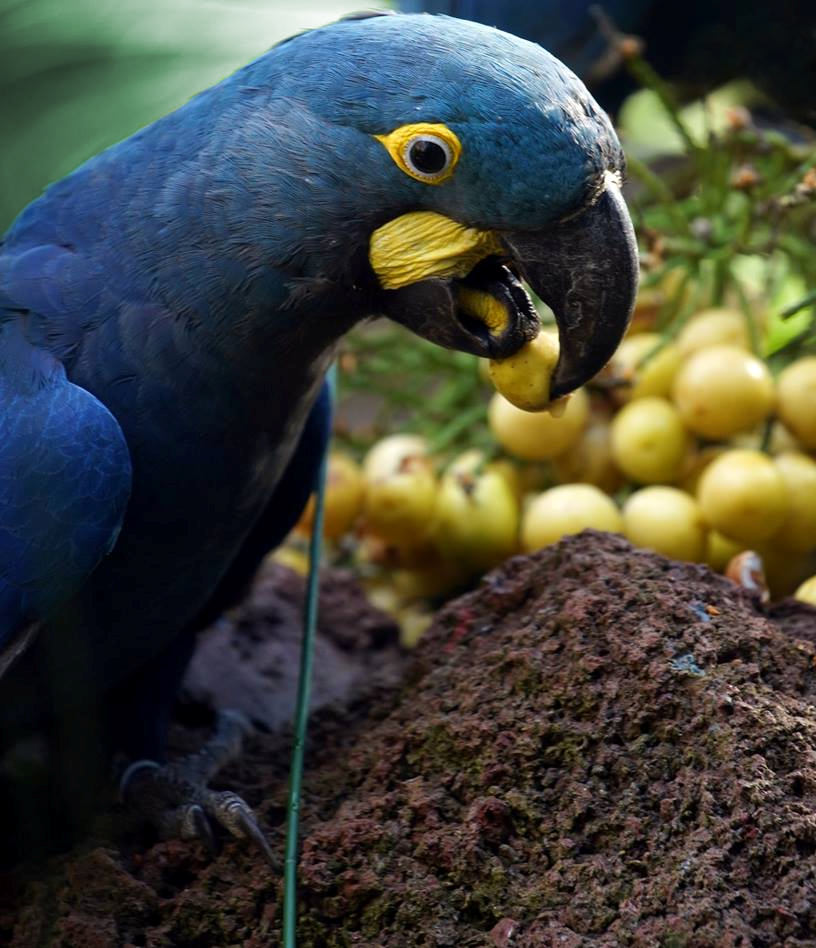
xmin=0 ymin=12 xmax=632 ymax=859
xmin=0 ymin=318 xmax=131 ymax=669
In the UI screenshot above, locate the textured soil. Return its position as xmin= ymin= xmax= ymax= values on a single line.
xmin=182 ymin=561 xmax=405 ymax=732
xmin=3 ymin=532 xmax=816 ymax=947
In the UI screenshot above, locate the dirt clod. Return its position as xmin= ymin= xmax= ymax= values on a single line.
xmin=3 ymin=532 xmax=816 ymax=947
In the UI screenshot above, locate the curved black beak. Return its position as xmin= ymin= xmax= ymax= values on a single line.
xmin=503 ymin=180 xmax=638 ymax=399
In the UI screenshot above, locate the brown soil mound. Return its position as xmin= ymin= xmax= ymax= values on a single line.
xmin=4 ymin=532 xmax=816 ymax=947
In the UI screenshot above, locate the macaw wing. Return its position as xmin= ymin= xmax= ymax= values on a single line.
xmin=0 ymin=266 xmax=132 ymax=678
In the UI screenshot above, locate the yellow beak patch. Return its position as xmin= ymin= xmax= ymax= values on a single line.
xmin=369 ymin=211 xmax=503 ymax=292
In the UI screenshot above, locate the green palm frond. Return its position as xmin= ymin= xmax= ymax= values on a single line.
xmin=0 ymin=0 xmax=385 ymax=230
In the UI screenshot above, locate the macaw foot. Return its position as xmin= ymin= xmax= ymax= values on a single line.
xmin=119 ymin=709 xmax=273 ymax=865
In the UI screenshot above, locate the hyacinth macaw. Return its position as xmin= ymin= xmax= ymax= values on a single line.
xmin=400 ymin=0 xmax=815 ymax=123
xmin=0 ymin=11 xmax=637 ymax=861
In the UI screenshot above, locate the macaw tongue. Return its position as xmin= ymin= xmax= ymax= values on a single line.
xmin=454 ymin=258 xmax=539 ymax=340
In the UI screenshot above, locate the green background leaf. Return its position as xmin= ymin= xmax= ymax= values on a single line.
xmin=0 ymin=0 xmax=384 ymax=231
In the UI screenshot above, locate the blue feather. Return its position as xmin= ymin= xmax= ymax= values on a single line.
xmin=0 ymin=318 xmax=131 ymax=672
xmin=0 ymin=14 xmax=630 ymax=851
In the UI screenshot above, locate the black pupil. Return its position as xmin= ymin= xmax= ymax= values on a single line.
xmin=409 ymin=139 xmax=447 ymax=175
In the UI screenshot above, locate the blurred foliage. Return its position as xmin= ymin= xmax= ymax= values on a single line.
xmin=619 ymin=74 xmax=816 ymax=361
xmin=0 ymin=0 xmax=381 ymax=229
xmin=335 ymin=325 xmax=493 ymax=459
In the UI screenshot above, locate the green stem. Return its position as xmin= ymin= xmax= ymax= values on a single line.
xmin=780 ymin=288 xmax=816 ymax=320
xmin=624 ymin=55 xmax=701 ymax=158
xmin=759 ymin=415 xmax=775 ymax=455
xmin=731 ymin=278 xmax=762 ymax=355
xmin=427 ymin=401 xmax=487 ymax=456
xmin=283 ymin=365 xmax=335 ymax=948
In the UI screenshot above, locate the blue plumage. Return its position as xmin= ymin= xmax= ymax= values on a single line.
xmin=0 ymin=319 xmax=131 ymax=673
xmin=0 ymin=12 xmax=638 ymax=858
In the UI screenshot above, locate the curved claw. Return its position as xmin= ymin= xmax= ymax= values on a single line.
xmin=180 ymin=803 xmax=218 ymax=857
xmin=118 ymin=709 xmax=272 ymax=865
xmin=212 ymin=790 xmax=275 ymax=867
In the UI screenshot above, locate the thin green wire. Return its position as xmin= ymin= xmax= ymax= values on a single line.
xmin=283 ymin=366 xmax=335 ymax=946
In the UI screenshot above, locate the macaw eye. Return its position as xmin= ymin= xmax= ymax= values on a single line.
xmin=375 ymin=122 xmax=462 ymax=185
xmin=403 ymin=135 xmax=453 ymax=179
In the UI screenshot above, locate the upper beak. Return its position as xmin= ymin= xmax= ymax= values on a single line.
xmin=503 ymin=180 xmax=638 ymax=399
xmin=374 ymin=178 xmax=637 ymax=399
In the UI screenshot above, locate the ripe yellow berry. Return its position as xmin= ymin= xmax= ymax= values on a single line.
xmin=521 ymin=484 xmax=623 ymax=551
xmin=610 ymin=397 xmax=689 ymax=484
xmin=297 ymin=451 xmax=365 ymax=540
xmin=362 ymin=435 xmax=437 ymax=546
xmin=777 ymin=357 xmax=816 ymax=450
xmin=488 ymin=388 xmax=589 ymax=461
xmin=623 ymin=486 xmax=707 ymax=562
xmin=672 ymin=345 xmax=774 ymax=439
xmin=609 ymin=332 xmax=682 ymax=402
xmin=697 ymin=449 xmax=788 ymax=544
xmin=768 ymin=452 xmax=816 ymax=553
xmin=675 ymin=307 xmax=750 ymax=357
xmin=705 ymin=530 xmax=745 ymax=572
xmin=431 ymin=451 xmax=519 ymax=573
xmin=794 ymin=576 xmax=816 ymax=607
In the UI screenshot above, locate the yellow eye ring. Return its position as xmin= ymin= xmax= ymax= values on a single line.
xmin=374 ymin=122 xmax=462 ymax=185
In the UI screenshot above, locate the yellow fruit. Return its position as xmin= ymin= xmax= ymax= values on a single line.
xmin=768 ymin=422 xmax=801 ymax=455
xmin=729 ymin=421 xmax=801 ymax=455
xmin=431 ymin=451 xmax=519 ymax=572
xmin=623 ymin=486 xmax=707 ymax=562
xmin=485 ymin=458 xmax=523 ymax=501
xmin=777 ymin=357 xmax=816 ymax=450
xmin=675 ymin=307 xmax=750 ymax=357
xmin=297 ymin=451 xmax=365 ymax=540
xmin=609 ymin=332 xmax=683 ymax=402
xmin=706 ymin=530 xmax=745 ymax=572
xmin=794 ymin=576 xmax=816 ymax=607
xmin=610 ymin=397 xmax=689 ymax=484
xmin=488 ymin=388 xmax=589 ymax=461
xmin=268 ymin=545 xmax=310 ymax=575
xmin=521 ymin=484 xmax=623 ymax=551
xmin=488 ymin=328 xmax=560 ymax=411
xmin=677 ymin=445 xmax=725 ymax=496
xmin=363 ymin=580 xmax=402 ymax=617
xmin=756 ymin=545 xmax=816 ymax=600
xmin=697 ymin=449 xmax=789 ymax=544
xmin=672 ymin=345 xmax=775 ymax=439
xmin=362 ymin=436 xmax=437 ymax=546
xmin=626 ymin=288 xmax=662 ymax=335
xmin=391 ymin=561 xmax=468 ymax=601
xmin=551 ymin=421 xmax=624 ymax=494
xmin=363 ymin=434 xmax=429 ymax=480
xmin=768 ymin=453 xmax=816 ymax=553
xmin=398 ymin=607 xmax=434 ymax=649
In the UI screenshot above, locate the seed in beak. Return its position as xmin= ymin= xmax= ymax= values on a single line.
xmin=488 ymin=328 xmax=563 ymax=412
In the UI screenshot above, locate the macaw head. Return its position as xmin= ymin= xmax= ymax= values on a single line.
xmin=230 ymin=12 xmax=638 ymax=397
